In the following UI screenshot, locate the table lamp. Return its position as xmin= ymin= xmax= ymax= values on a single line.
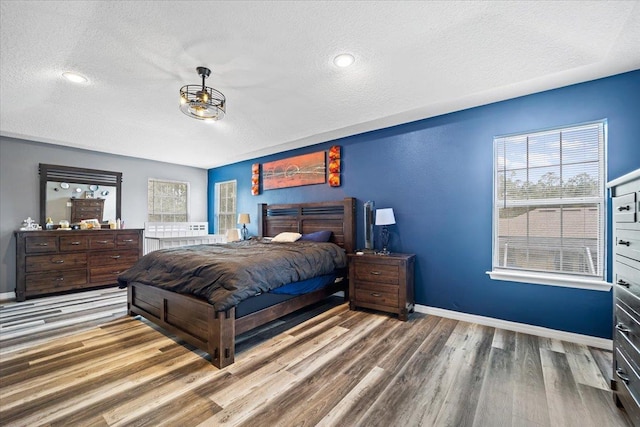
xmin=237 ymin=213 xmax=250 ymax=240
xmin=375 ymin=208 xmax=395 ymax=255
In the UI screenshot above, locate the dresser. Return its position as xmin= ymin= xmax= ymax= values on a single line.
xmin=348 ymin=253 xmax=415 ymax=321
xmin=70 ymin=198 xmax=105 ymax=223
xmin=15 ymin=229 xmax=143 ymax=301
xmin=608 ymin=168 xmax=640 ymax=425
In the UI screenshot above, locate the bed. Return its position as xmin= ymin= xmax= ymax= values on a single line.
xmin=121 ymin=198 xmax=356 ymax=368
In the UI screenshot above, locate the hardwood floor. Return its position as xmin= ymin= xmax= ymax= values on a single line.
xmin=0 ymin=288 xmax=632 ymax=426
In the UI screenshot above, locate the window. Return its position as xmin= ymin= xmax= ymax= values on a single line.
xmin=147 ymin=179 xmax=189 ymax=222
xmin=215 ymin=180 xmax=237 ymax=234
xmin=489 ymin=121 xmax=608 ymax=290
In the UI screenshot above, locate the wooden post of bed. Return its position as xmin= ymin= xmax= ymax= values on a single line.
xmin=128 ymin=282 xmax=237 ymax=368
xmin=208 ymin=306 xmax=235 ymax=368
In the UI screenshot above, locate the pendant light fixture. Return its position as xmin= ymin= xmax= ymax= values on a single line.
xmin=179 ymin=66 xmax=226 ymax=121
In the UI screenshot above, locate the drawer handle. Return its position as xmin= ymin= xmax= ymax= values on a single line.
xmin=618 ymin=205 xmax=631 ymax=211
xmin=121 ymin=239 xmax=134 ymax=243
xmin=370 ymin=271 xmax=381 ymax=275
xmin=54 ymin=277 xmax=64 ymax=282
xmin=96 ymin=240 xmax=110 ymax=244
xmin=618 ymin=240 xmax=631 ymax=247
xmin=52 ymin=259 xmax=64 ymax=264
xmin=35 ymin=242 xmax=49 ymax=247
xmin=370 ymin=292 xmax=382 ymax=297
xmin=70 ymin=241 xmax=81 ymax=245
xmin=618 ymin=279 xmax=630 ymax=288
xmin=111 ymin=255 xmax=121 ymax=259
xmin=616 ymin=322 xmax=631 ymax=333
xmin=111 ymin=270 xmax=122 ymax=274
xmin=616 ymin=368 xmax=630 ymax=384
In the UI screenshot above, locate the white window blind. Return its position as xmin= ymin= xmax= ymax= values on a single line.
xmin=492 ymin=121 xmax=606 ymax=280
xmin=215 ymin=180 xmax=237 ymax=234
xmin=148 ymin=179 xmax=189 ymax=222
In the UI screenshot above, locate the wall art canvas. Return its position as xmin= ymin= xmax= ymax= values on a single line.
xmin=262 ymin=151 xmax=326 ymax=190
xmin=251 ymin=163 xmax=260 ymax=195
xmin=328 ymin=145 xmax=341 ymax=187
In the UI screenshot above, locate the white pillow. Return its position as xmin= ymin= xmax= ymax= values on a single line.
xmin=271 ymin=232 xmax=302 ymax=242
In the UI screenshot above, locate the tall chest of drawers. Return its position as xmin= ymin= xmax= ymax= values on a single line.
xmin=15 ymin=229 xmax=143 ymax=301
xmin=70 ymin=198 xmax=105 ymax=223
xmin=608 ymin=169 xmax=640 ymax=424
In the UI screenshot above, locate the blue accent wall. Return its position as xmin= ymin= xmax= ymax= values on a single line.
xmin=209 ymin=70 xmax=640 ymax=339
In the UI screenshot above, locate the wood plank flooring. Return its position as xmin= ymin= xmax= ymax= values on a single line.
xmin=0 ymin=288 xmax=632 ymax=426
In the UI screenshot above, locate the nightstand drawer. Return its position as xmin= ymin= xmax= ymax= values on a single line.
xmin=354 ymin=283 xmax=399 ymax=308
xmin=354 ymin=262 xmax=399 ymax=285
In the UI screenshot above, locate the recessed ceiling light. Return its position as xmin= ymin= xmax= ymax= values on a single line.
xmin=62 ymin=72 xmax=88 ymax=83
xmin=333 ymin=53 xmax=355 ymax=68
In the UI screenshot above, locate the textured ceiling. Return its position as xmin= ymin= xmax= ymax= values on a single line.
xmin=1 ymin=1 xmax=639 ymax=169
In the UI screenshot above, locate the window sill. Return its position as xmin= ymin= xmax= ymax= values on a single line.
xmin=486 ymin=270 xmax=611 ymax=292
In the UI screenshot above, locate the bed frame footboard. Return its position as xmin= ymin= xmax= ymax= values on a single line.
xmin=128 ymin=280 xmax=345 ymax=369
xmin=128 ymin=283 xmax=236 ymax=368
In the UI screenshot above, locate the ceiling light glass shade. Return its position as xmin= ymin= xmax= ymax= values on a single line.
xmin=333 ymin=53 xmax=355 ymax=67
xmin=179 ymin=66 xmax=226 ymax=121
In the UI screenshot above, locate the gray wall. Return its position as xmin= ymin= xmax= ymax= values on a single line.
xmin=0 ymin=137 xmax=209 ymax=296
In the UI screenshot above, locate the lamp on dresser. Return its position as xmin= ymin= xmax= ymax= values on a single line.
xmin=238 ymin=213 xmax=250 ymax=240
xmin=375 ymin=208 xmax=395 ymax=255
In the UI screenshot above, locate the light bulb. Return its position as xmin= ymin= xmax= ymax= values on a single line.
xmin=62 ymin=72 xmax=88 ymax=83
xmin=333 ymin=53 xmax=355 ymax=68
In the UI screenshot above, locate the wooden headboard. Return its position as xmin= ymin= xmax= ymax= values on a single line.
xmin=258 ymin=197 xmax=356 ymax=254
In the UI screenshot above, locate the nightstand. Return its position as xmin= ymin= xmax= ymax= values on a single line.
xmin=348 ymin=253 xmax=415 ymax=321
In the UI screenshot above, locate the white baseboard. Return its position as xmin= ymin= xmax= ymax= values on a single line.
xmin=415 ymin=304 xmax=612 ymax=350
xmin=0 ymin=291 xmax=16 ymax=302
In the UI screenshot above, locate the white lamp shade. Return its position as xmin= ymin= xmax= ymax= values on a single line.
xmin=226 ymin=228 xmax=240 ymax=242
xmin=237 ymin=213 xmax=251 ymax=224
xmin=375 ymin=208 xmax=396 ymax=226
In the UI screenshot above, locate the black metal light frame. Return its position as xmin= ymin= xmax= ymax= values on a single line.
xmin=179 ymin=66 xmax=226 ymax=121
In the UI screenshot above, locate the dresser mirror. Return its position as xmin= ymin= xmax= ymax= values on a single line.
xmin=39 ymin=163 xmax=122 ymax=227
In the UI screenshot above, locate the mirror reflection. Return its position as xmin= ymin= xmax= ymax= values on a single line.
xmin=46 ymin=181 xmax=118 ymax=223
xmin=39 ymin=164 xmax=122 ymax=228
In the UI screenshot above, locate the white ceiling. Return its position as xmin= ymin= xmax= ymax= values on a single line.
xmin=1 ymin=1 xmax=639 ymax=169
